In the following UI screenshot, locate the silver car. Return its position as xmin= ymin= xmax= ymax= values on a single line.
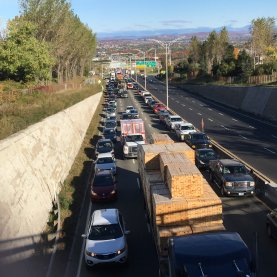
xmin=94 ymin=153 xmax=116 ymax=175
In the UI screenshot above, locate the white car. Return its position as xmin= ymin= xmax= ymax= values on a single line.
xmin=165 ymin=115 xmax=184 ymax=130
xmin=175 ymin=122 xmax=197 ymax=141
xmin=82 ymin=209 xmax=130 ymax=266
xmin=94 ymin=153 xmax=116 ymax=175
xmin=108 ymin=100 xmax=117 ymax=107
xmin=144 ymin=96 xmax=153 ymax=104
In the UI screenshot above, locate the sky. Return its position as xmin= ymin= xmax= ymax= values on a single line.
xmin=1 ymin=0 xmax=277 ymax=34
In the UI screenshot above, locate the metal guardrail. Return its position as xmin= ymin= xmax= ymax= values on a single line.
xmin=135 ymin=79 xmax=277 ymax=208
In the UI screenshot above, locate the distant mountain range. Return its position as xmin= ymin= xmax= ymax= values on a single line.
xmin=97 ymin=26 xmax=250 ymax=40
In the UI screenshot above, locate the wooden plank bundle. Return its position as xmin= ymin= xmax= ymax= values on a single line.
xmin=151 ymin=133 xmax=174 ymax=145
xmin=165 ymin=163 xmax=203 ymax=198
xmin=137 ymin=143 xmax=194 ymax=170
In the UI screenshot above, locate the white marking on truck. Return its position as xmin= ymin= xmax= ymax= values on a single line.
xmin=264 ymin=147 xmax=276 ymax=154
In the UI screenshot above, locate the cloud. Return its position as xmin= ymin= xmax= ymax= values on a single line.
xmin=160 ymin=20 xmax=192 ymax=27
xmin=226 ymin=20 xmax=239 ymax=25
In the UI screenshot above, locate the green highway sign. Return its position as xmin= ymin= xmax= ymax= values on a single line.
xmin=136 ymin=61 xmax=157 ymax=68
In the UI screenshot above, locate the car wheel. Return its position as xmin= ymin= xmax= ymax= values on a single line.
xmin=267 ymin=224 xmax=273 ymax=238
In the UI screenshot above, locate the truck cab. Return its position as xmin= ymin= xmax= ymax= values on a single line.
xmin=209 ymin=159 xmax=255 ymax=196
xmin=167 ymin=232 xmax=256 ymax=277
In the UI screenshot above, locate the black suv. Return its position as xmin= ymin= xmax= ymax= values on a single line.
xmin=209 ymin=159 xmax=255 ymax=196
xmin=185 ymin=132 xmax=212 ymax=149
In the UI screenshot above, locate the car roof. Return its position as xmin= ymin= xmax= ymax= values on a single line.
xmin=92 ymin=209 xmax=118 ymax=226
xmin=196 ymin=148 xmax=215 ymax=153
xmin=219 ymin=159 xmax=243 ymax=166
xmin=179 ymin=122 xmax=194 ymax=126
xmin=97 ymin=152 xmax=114 ymax=158
xmin=170 ymin=115 xmax=182 ymax=119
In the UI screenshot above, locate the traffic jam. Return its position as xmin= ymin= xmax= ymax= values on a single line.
xmin=81 ymin=72 xmax=276 ymax=276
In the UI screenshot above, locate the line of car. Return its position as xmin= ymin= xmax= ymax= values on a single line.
xmin=82 ymin=78 xmax=133 ymax=268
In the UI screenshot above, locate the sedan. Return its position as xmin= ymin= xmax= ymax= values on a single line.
xmin=82 ymin=208 xmax=129 ymax=266
xmin=103 ymin=128 xmax=117 ymax=142
xmin=94 ymin=153 xmax=116 ymax=175
xmin=266 ymin=209 xmax=277 ymax=239
xmin=90 ymin=170 xmax=117 ymax=202
xmin=104 ymin=119 xmax=117 ymax=132
xmin=185 ymin=132 xmax=213 ymax=149
xmin=106 ymin=108 xmax=116 ymax=118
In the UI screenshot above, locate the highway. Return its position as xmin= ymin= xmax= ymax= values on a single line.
xmin=140 ymin=76 xmax=277 ymax=184
xmin=61 ymin=84 xmax=277 ymax=277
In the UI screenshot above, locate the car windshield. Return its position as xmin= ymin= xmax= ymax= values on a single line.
xmin=171 ymin=117 xmax=182 ymax=122
xmin=106 ymin=121 xmax=116 ymax=127
xmin=181 ymin=125 xmax=194 ymax=130
xmin=108 ymin=116 xmax=116 ymax=121
xmin=126 ymin=135 xmax=143 ymax=142
xmin=93 ymin=174 xmax=114 ymax=187
xmin=89 ymin=224 xmax=123 ymax=240
xmin=107 ymin=108 xmax=115 ymax=113
xmin=104 ymin=129 xmax=115 ymax=135
xmin=223 ymin=165 xmax=247 ymax=174
xmin=97 ymin=141 xmax=112 ymax=149
xmin=130 ymin=109 xmax=138 ymax=114
xmin=198 ymin=151 xmax=217 ymax=159
xmin=192 ymin=134 xmax=208 ymax=140
xmin=97 ymin=157 xmax=114 ymax=164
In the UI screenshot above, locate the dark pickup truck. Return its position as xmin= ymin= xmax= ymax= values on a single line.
xmin=209 ymin=159 xmax=255 ymax=196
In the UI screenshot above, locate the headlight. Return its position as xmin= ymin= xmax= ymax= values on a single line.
xmin=192 ymin=145 xmax=196 ymax=149
xmin=117 ymin=247 xmax=126 ymax=255
xmin=225 ymin=182 xmax=233 ymax=187
xmin=110 ymin=190 xmax=116 ymax=195
xmin=249 ymin=181 xmax=255 ymax=187
xmin=199 ymin=160 xmax=205 ymax=165
xmin=91 ymin=191 xmax=97 ymax=196
xmin=181 ymin=135 xmax=184 ymax=140
xmin=86 ymin=250 xmax=96 ymax=257
xmin=209 ymin=144 xmax=213 ymax=148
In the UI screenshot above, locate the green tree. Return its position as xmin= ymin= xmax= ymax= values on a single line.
xmin=235 ymin=50 xmax=253 ymax=81
xmin=0 ymin=17 xmax=54 ymax=81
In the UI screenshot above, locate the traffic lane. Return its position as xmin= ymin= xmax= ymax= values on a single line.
xmin=80 ymin=160 xmax=159 ymax=277
xmin=131 ymin=87 xmax=277 ymax=276
xmin=147 ymin=84 xmax=277 ymax=182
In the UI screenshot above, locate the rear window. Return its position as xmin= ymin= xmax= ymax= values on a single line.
xmin=93 ymin=174 xmax=114 ymax=187
xmin=97 ymin=157 xmax=114 ymax=164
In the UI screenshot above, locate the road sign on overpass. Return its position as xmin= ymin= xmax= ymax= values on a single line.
xmin=136 ymin=61 xmax=157 ymax=68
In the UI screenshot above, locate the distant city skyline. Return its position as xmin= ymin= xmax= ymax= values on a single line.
xmin=1 ymin=0 xmax=276 ymax=36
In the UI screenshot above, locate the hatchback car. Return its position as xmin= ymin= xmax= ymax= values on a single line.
xmin=90 ymin=170 xmax=117 ymax=202
xmin=266 ymin=209 xmax=277 ymax=239
xmin=94 ymin=153 xmax=116 ymax=175
xmin=95 ymin=138 xmax=114 ymax=156
xmin=82 ymin=209 xmax=129 ymax=266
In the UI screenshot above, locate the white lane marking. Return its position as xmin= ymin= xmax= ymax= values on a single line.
xmin=199 ymin=104 xmax=204 ymax=107
xmin=220 ymin=125 xmax=225 ymax=128
xmin=76 ymin=201 xmax=92 ymax=277
xmin=239 ymin=135 xmax=248 ymax=140
xmin=148 ymin=123 xmax=152 ymax=128
xmin=176 ymin=100 xmax=180 ymax=104
xmin=208 ymin=118 xmax=213 ymax=122
xmin=272 ymin=135 xmax=277 ymax=139
xmin=132 ymin=159 xmax=135 ymax=164
xmin=136 ymin=178 xmax=140 ymax=190
xmin=197 ymin=113 xmax=202 ymax=116
xmin=264 ymin=147 xmax=276 ymax=154
xmin=219 ymin=113 xmax=224 ymax=116
xmin=182 ymin=104 xmax=186 ymax=107
xmin=208 ymin=108 xmax=213 ymax=111
xmin=189 ymin=108 xmax=193 ymax=111
xmin=192 ymin=100 xmax=195 ymax=103
xmin=232 ymin=118 xmax=238 ymax=122
xmin=249 ymin=125 xmax=255 ymax=129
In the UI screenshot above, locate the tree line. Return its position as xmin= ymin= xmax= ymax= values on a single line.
xmin=0 ymin=0 xmax=96 ymax=83
xmin=174 ymin=17 xmax=277 ymax=82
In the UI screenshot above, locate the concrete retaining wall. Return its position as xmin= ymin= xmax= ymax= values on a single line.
xmin=179 ymin=84 xmax=277 ymax=121
xmin=0 ymin=92 xmax=102 ymax=263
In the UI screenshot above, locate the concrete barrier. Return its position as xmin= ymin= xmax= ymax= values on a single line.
xmin=0 ymin=92 xmax=102 ymax=264
xmin=178 ymin=84 xmax=277 ymax=122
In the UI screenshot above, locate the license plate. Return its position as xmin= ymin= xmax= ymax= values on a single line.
xmin=238 ymin=192 xmax=245 ymax=196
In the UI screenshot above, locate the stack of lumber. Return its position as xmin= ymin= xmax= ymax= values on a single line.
xmin=151 ymin=133 xmax=174 ymax=145
xmin=138 ymin=143 xmax=224 ymax=256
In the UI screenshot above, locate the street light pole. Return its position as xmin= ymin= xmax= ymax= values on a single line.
xmin=149 ymin=36 xmax=186 ymax=109
xmin=144 ymin=52 xmax=146 ymax=90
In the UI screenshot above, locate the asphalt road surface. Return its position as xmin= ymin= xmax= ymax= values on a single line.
xmin=61 ymin=85 xmax=277 ymax=277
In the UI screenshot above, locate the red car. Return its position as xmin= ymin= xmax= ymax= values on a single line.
xmin=90 ymin=170 xmax=117 ymax=202
xmin=153 ymin=104 xmax=167 ymax=113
